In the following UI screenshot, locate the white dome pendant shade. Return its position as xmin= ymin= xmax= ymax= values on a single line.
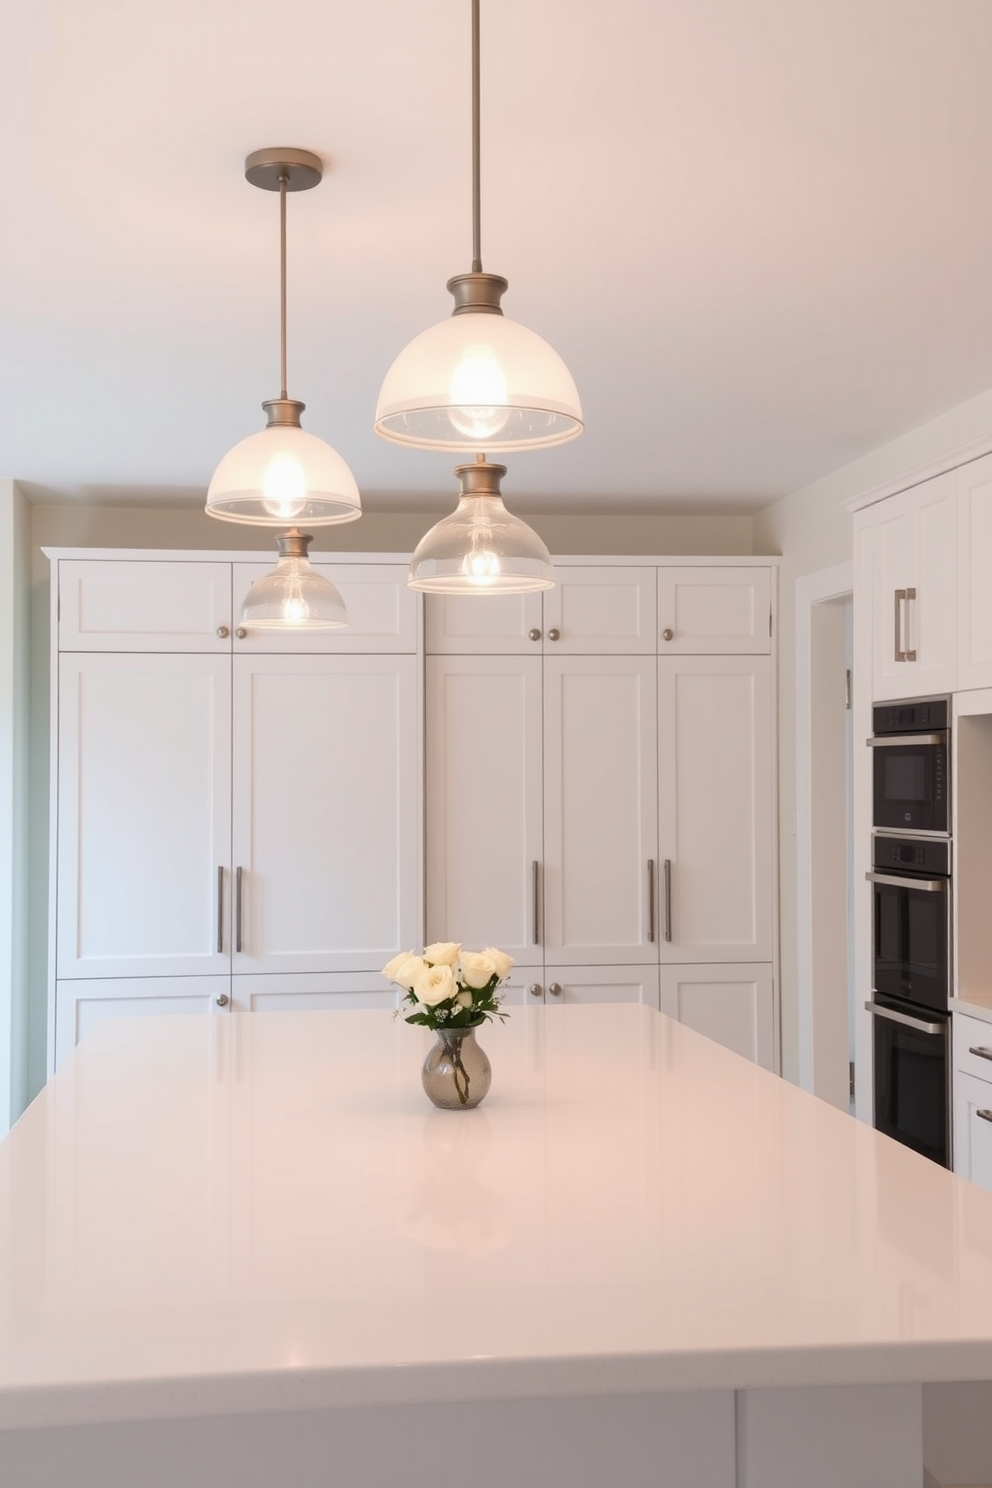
xmin=408 ymin=459 xmax=554 ymax=594
xmin=373 ymin=0 xmax=582 ymax=455
xmin=240 ymin=530 xmax=348 ymax=631
xmin=206 ymin=148 xmax=361 ymax=527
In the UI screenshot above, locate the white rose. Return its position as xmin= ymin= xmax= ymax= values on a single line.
xmin=456 ymin=989 xmax=474 ymax=1009
xmin=459 ymin=951 xmax=496 ymax=989
xmin=382 ymin=950 xmax=414 ymax=982
xmin=423 ymin=941 xmax=462 ymax=967
xmin=415 ymin=962 xmax=456 ymax=1007
xmin=482 ymin=947 xmax=514 ymax=980
xmin=385 ymin=953 xmax=426 ymax=990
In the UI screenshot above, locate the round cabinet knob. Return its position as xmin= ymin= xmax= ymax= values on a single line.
xmin=548 ymin=982 xmax=562 ymax=997
xmin=528 ymin=982 xmax=543 ymax=998
xmin=215 ymin=993 xmax=230 ymax=1007
xmin=235 ymin=627 xmax=248 ymax=640
xmin=216 ymin=625 xmax=230 ymax=639
xmin=548 ymin=628 xmax=561 ymax=641
xmin=662 ymin=628 xmax=674 ymax=642
xmin=528 ymin=628 xmax=542 ymax=642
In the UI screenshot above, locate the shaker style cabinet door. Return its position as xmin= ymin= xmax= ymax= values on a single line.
xmin=58 ymin=560 xmax=233 ymax=652
xmin=657 ymin=655 xmax=774 ymax=963
xmin=542 ymin=566 xmax=657 ymax=654
xmin=953 ymin=1067 xmax=992 ymax=1195
xmin=871 ymin=471 xmax=956 ymax=701
xmin=660 ymin=963 xmax=775 ymax=1070
xmin=542 ymin=964 xmax=661 ymax=1008
xmin=425 ymin=655 xmax=544 ymax=968
xmin=54 ymin=976 xmax=231 ymax=1069
xmin=230 ymin=654 xmax=421 ymax=975
xmin=543 ymin=656 xmax=659 ymax=964
xmin=425 ymin=592 xmax=544 ymax=655
xmin=657 ymin=566 xmax=772 ymax=655
xmin=232 ymin=562 xmax=419 ymax=655
xmin=55 ymin=653 xmax=233 ymax=981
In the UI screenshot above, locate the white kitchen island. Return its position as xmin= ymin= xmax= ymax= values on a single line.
xmin=2 ymin=1004 xmax=992 ymax=1488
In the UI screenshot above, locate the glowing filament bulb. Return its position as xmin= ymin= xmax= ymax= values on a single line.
xmin=261 ymin=452 xmax=308 ymax=519
xmin=448 ymin=350 xmax=511 ymax=441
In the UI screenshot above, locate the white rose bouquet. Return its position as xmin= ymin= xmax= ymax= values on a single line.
xmin=382 ymin=942 xmax=514 ymax=1031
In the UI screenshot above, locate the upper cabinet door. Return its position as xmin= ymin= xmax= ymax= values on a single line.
xmin=425 ymin=592 xmax=544 ymax=654
xmin=957 ymin=453 xmax=992 ymax=692
xmin=425 ymin=655 xmax=544 ymax=967
xmin=231 ymin=654 xmax=421 ymax=974
xmin=542 ymin=566 xmax=657 ymax=653
xmin=871 ymin=472 xmax=957 ymax=701
xmin=232 ymin=562 xmax=419 ymax=654
xmin=56 ymin=653 xmax=233 ymax=980
xmin=657 ymin=655 xmax=774 ymax=963
xmin=58 ymin=560 xmax=233 ymax=652
xmin=543 ymin=656 xmax=659 ymax=964
xmin=657 ymin=567 xmax=772 ymax=654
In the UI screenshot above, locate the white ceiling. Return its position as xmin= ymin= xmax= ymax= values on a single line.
xmin=4 ymin=0 xmax=992 ymax=516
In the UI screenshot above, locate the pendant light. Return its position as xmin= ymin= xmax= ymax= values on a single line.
xmin=239 ymin=529 xmax=347 ymax=631
xmin=207 ymin=148 xmax=361 ymax=526
xmin=408 ymin=458 xmax=554 ymax=593
xmin=374 ymin=0 xmax=583 ymax=452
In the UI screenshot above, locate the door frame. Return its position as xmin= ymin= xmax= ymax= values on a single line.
xmin=795 ymin=561 xmax=853 ymax=1098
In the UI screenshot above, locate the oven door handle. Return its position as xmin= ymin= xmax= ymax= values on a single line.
xmin=865 ymin=733 xmax=945 ymax=747
xmin=865 ymin=870 xmax=946 ymax=892
xmin=864 ymin=999 xmax=945 ymax=1035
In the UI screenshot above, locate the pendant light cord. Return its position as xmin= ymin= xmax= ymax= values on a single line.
xmin=471 ymin=0 xmax=482 ymax=273
xmin=279 ymin=171 xmax=289 ymax=400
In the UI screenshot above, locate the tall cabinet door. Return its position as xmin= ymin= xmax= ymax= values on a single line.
xmin=657 ymin=655 xmax=774 ymax=963
xmin=231 ymin=654 xmax=421 ymax=975
xmin=543 ymin=656 xmax=659 ymax=964
xmin=871 ymin=472 xmax=956 ymax=701
xmin=56 ymin=653 xmax=232 ymax=981
xmin=425 ymin=655 xmax=544 ymax=967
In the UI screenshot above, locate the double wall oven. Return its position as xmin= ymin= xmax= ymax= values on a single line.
xmin=866 ymin=698 xmax=952 ymax=1167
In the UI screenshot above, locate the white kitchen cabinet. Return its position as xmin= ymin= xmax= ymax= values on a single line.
xmin=952 ymin=1011 xmax=992 ymax=1194
xmin=56 ymin=653 xmax=233 ymax=982
xmin=231 ymin=653 xmax=421 ymax=977
xmin=542 ymin=964 xmax=661 ymax=1007
xmin=232 ymin=972 xmax=399 ymax=1013
xmin=55 ymin=977 xmax=229 ymax=1061
xmin=870 ymin=471 xmax=957 ymax=701
xmin=232 ymin=562 xmax=418 ymax=654
xmin=425 ymin=591 xmax=543 ymax=655
xmin=956 ymin=453 xmax=992 ymax=692
xmin=657 ymin=655 xmax=775 ymax=963
xmin=657 ymin=566 xmax=772 ymax=655
xmin=57 ymin=560 xmax=233 ymax=652
xmin=660 ymin=963 xmax=776 ymax=1070
xmin=543 ymin=655 xmax=659 ymax=964
xmin=425 ymin=655 xmax=543 ymax=968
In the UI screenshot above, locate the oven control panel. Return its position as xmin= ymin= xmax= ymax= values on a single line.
xmin=872 ymin=833 xmax=950 ymax=876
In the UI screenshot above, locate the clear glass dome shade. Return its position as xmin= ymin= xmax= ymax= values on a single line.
xmin=409 ymin=479 xmax=555 ymax=595
xmin=375 ymin=311 xmax=583 ymax=453
xmin=207 ymin=422 xmax=362 ymax=526
xmin=240 ymin=532 xmax=348 ymax=631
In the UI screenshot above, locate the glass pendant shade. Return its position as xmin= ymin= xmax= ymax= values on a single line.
xmin=240 ymin=530 xmax=348 ymax=630
xmin=375 ymin=276 xmax=583 ymax=453
xmin=207 ymin=403 xmax=361 ymax=526
xmin=408 ymin=461 xmax=554 ymax=594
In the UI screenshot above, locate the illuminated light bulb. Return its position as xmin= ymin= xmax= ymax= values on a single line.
xmin=462 ymin=543 xmax=503 ymax=586
xmin=260 ymin=451 xmax=308 ymax=520
xmin=447 ymin=350 xmax=511 ymax=441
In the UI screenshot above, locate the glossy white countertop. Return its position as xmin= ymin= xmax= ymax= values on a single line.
xmin=3 ymin=1003 xmax=992 ymax=1430
xmin=952 ymin=991 xmax=992 ymax=1024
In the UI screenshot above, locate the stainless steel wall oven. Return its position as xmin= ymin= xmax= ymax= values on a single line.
xmin=869 ymin=697 xmax=949 ymax=835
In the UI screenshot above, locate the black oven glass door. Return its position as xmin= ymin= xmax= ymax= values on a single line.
xmin=869 ymin=1001 xmax=949 ymax=1167
xmin=871 ymin=733 xmax=948 ymax=833
xmin=869 ymin=870 xmax=949 ymax=1010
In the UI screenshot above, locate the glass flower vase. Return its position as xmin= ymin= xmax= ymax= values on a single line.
xmin=422 ymin=1025 xmax=492 ymax=1109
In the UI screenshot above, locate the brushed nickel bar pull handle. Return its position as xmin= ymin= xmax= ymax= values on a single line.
xmin=864 ymin=999 xmax=943 ymax=1035
xmin=968 ymin=1046 xmax=992 ymax=1064
xmin=904 ymin=586 xmax=917 ymax=662
xmin=865 ymin=870 xmax=945 ymax=892
xmin=977 ymin=1109 xmax=992 ymax=1124
xmin=235 ymin=866 xmax=244 ymax=955
xmin=216 ymin=866 xmax=225 ymax=954
xmin=866 ymin=733 xmax=944 ymax=747
xmin=647 ymin=859 xmax=656 ymax=943
xmin=663 ymin=858 xmax=672 ymax=943
xmin=532 ymin=860 xmax=540 ymax=945
xmin=894 ymin=588 xmax=906 ymax=662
